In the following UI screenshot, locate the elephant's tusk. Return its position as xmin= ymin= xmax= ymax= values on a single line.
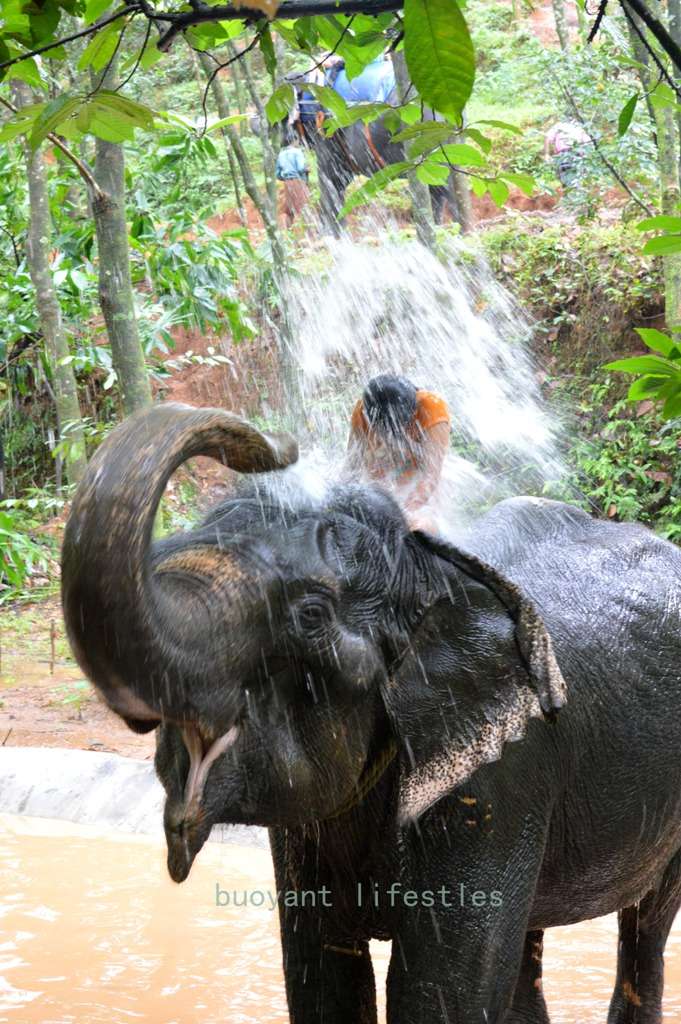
xmin=181 ymin=724 xmax=240 ymax=813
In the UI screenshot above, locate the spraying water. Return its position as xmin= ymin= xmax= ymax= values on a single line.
xmin=273 ymin=235 xmax=564 ymax=538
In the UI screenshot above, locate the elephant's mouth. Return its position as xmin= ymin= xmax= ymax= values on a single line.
xmin=182 ymin=722 xmax=241 ymax=814
xmin=165 ymin=723 xmax=241 ymax=884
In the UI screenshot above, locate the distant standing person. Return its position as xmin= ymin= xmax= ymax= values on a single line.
xmin=276 ymin=136 xmax=310 ymax=229
xmin=544 ymin=120 xmax=591 ymax=187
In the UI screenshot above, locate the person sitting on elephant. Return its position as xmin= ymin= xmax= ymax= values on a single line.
xmin=346 ymin=373 xmax=450 ymax=532
xmin=329 ymin=55 xmax=396 ymax=105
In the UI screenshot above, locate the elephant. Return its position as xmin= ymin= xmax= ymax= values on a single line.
xmin=292 ymin=104 xmax=470 ymax=234
xmin=61 ymin=402 xmax=681 ymax=1024
xmin=262 ymin=68 xmax=471 ymax=235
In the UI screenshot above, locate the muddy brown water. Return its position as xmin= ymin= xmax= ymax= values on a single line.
xmin=2 ymin=814 xmax=681 ymax=1023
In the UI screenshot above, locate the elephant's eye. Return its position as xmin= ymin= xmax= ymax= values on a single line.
xmin=292 ymin=596 xmax=335 ymax=636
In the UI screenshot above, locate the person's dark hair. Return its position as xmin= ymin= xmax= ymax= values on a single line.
xmin=362 ymin=374 xmax=418 ymax=437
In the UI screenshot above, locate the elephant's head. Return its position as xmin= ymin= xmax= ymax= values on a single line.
xmin=62 ymin=404 xmax=566 ymax=883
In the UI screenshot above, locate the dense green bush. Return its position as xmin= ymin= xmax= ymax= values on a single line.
xmin=480 ymin=220 xmax=663 ymax=367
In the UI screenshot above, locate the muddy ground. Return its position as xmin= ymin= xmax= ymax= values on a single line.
xmin=0 ymin=598 xmax=154 ymax=758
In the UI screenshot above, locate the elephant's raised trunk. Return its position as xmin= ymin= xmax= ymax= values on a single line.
xmin=61 ymin=402 xmax=297 ymax=732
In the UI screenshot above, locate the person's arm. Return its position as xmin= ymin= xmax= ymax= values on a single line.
xmin=403 ymin=420 xmax=450 ymax=513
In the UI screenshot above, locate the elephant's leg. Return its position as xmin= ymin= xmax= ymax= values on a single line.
xmin=270 ymin=828 xmax=377 ymax=1024
xmin=316 ymin=147 xmax=352 ymax=237
xmin=386 ymin=813 xmax=547 ymax=1023
xmin=505 ymin=930 xmax=551 ymax=1024
xmin=607 ymin=852 xmax=681 ymax=1024
xmin=281 ymin=929 xmax=378 ymax=1024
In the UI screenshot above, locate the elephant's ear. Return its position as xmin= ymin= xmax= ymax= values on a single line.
xmin=383 ymin=533 xmax=567 ymax=824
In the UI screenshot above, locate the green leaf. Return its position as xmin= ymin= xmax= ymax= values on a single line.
xmin=650 ymin=82 xmax=678 ymax=111
xmin=0 ymin=40 xmax=10 ymax=82
xmin=383 ymin=109 xmax=402 ymax=135
xmin=470 ymin=175 xmax=487 ymax=197
xmin=626 ymin=376 xmax=667 ymax=400
xmin=487 ymin=178 xmax=509 ymax=207
xmin=403 ymin=132 xmax=448 ymax=158
xmin=438 ymin=142 xmax=485 ymax=167
xmin=344 ymin=39 xmax=390 ymax=81
xmin=121 ymin=36 xmax=162 ymax=72
xmin=2 ymin=0 xmax=30 ymax=37
xmin=416 ymin=157 xmax=450 ymax=185
xmin=662 ymin=389 xmax=681 ymax=419
xmin=77 ymin=21 xmax=122 ymax=72
xmin=324 ymin=102 xmax=391 ymax=133
xmin=604 ymin=355 xmax=680 ymax=376
xmin=636 ymin=215 xmax=681 ymax=232
xmin=642 ymin=235 xmax=681 ymax=256
xmin=475 ymin=118 xmax=522 ymax=135
xmin=403 ymin=0 xmax=474 ymax=120
xmin=502 ymin=171 xmax=535 ymax=196
xmin=634 ymin=327 xmax=676 ymax=357
xmin=84 ymin=0 xmax=113 ymax=25
xmin=400 ymin=102 xmax=422 ymax=125
xmin=265 ymin=82 xmax=294 ymax=124
xmin=206 ymin=114 xmax=248 ymax=133
xmin=94 ymin=91 xmax=155 ymax=128
xmin=391 ymin=120 xmax=453 ymax=143
xmin=0 ymin=102 xmax=44 ymax=142
xmin=617 ymin=93 xmax=639 ymax=136
xmin=29 ymin=94 xmax=81 ymax=148
xmin=88 ymin=114 xmax=135 ymax=142
xmin=9 ymin=56 xmax=43 ymax=90
xmin=259 ymin=26 xmax=276 ymax=78
xmin=315 ymin=15 xmax=384 ymax=80
xmin=339 ymin=161 xmax=412 ymax=218
xmin=306 ymin=84 xmax=348 ymax=120
xmin=463 ymin=126 xmax=491 ymax=154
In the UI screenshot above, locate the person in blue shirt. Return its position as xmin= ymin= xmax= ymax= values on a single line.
xmin=275 ymin=136 xmax=310 ymax=228
xmin=327 ymin=57 xmax=396 ymax=105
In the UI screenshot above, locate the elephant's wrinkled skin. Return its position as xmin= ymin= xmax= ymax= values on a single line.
xmin=62 ymin=403 xmax=681 ymax=1024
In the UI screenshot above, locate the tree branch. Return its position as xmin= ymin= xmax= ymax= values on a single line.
xmin=619 ymin=0 xmax=681 ymax=75
xmin=0 ymin=6 xmax=139 ymax=74
xmin=156 ymin=0 xmax=401 ymax=50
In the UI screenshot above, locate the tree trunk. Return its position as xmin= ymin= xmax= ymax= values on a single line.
xmin=628 ymin=10 xmax=681 ymax=325
xmin=195 ymin=51 xmax=284 ymax=267
xmin=552 ymin=0 xmax=570 ymax=51
xmin=656 ymin=104 xmax=681 ymax=324
xmin=237 ymin=49 xmax=280 ymax=212
xmin=91 ymin=65 xmax=151 ymax=416
xmin=450 ymin=169 xmax=474 ymax=234
xmin=225 ymin=41 xmax=247 ymax=131
xmin=12 ymin=80 xmax=87 ymax=487
xmin=391 ymin=51 xmax=437 ymax=251
xmin=195 ymin=51 xmax=246 ymax=226
xmin=194 ymin=48 xmax=294 ymax=408
xmin=668 ymin=0 xmax=681 ymax=181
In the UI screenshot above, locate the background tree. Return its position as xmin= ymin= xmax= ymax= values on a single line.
xmin=91 ymin=63 xmax=152 ymax=416
xmin=11 ymin=81 xmax=87 ymax=486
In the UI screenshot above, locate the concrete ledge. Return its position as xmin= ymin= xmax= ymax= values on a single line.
xmin=0 ymin=746 xmax=267 ymax=848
